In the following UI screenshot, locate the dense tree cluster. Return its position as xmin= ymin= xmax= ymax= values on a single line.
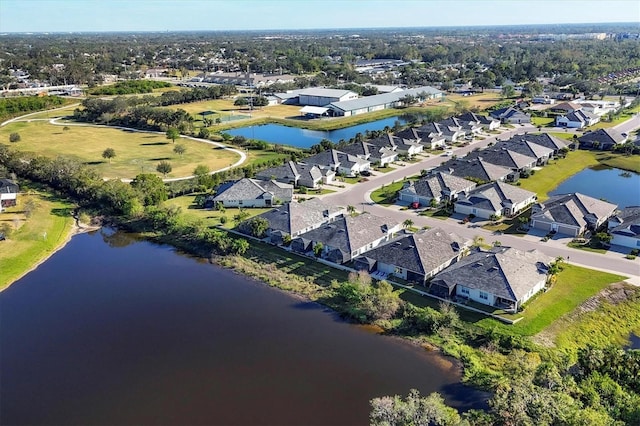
xmin=89 ymin=80 xmax=172 ymax=95
xmin=0 ymin=96 xmax=66 ymax=121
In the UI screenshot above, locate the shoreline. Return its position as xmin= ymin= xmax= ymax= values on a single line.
xmin=0 ymin=219 xmax=100 ymax=293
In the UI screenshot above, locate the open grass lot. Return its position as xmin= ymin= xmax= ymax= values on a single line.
xmin=475 ymin=264 xmax=626 ymax=337
xmin=0 ymin=191 xmax=75 ymax=291
xmin=538 ymin=283 xmax=640 ymax=354
xmin=162 ymin=193 xmax=271 ymax=228
xmin=531 ymin=117 xmax=554 ymax=127
xmin=0 ymin=121 xmax=240 ymax=179
xmin=597 ymin=154 xmax=640 ymax=173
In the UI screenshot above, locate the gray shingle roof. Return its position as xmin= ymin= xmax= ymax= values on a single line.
xmin=256 ymin=161 xmax=322 ymax=184
xmin=0 ymin=178 xmax=18 ymax=194
xmin=295 ymin=213 xmax=399 ymax=255
xmin=431 ymin=247 xmax=552 ymax=302
xmin=531 ymin=193 xmax=617 ymax=228
xmin=578 ymin=128 xmax=627 ymax=148
xmin=212 ymin=178 xmax=293 ymax=202
xmin=610 ymin=207 xmax=640 ymax=238
xmin=465 ymin=147 xmax=536 ymax=170
xmin=519 ymin=133 xmax=568 ymax=152
xmin=401 ymin=172 xmax=476 ymax=199
xmin=493 ymin=138 xmax=554 ymax=161
xmin=433 ymin=158 xmax=513 ymax=183
xmin=355 ymin=228 xmax=469 ymax=276
xmin=457 ymin=181 xmax=536 ymax=211
xmin=255 ymin=198 xmax=344 ymax=236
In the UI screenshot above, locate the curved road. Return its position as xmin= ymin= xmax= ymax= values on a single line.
xmin=1 ymin=108 xmax=247 ymax=182
xmin=322 ymin=122 xmax=640 ymax=284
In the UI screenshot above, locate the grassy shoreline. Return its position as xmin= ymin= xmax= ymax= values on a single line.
xmin=0 ymin=191 xmax=76 ymax=291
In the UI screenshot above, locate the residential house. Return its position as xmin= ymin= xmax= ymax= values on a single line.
xmin=353 ymin=228 xmax=471 ymax=284
xmin=462 ymin=112 xmax=500 ymax=131
xmin=303 ymin=149 xmax=371 ymax=176
xmin=248 ymin=198 xmax=345 ymax=244
xmin=412 ymin=123 xmax=448 ymax=148
xmin=489 ymin=107 xmax=531 ymax=124
xmin=340 ymin=141 xmax=397 ymax=166
xmin=455 ymin=181 xmax=537 ymax=219
xmin=549 ymin=102 xmax=582 ymax=114
xmin=431 ymin=158 xmax=514 ymax=184
xmin=434 ymin=119 xmax=466 ymax=142
xmin=255 ymin=161 xmax=333 ymax=189
xmin=398 ymin=172 xmax=476 ymax=206
xmin=429 ymin=247 xmax=552 ymax=312
xmin=555 ymin=109 xmax=600 ymax=128
xmin=493 ymin=138 xmax=555 ymax=166
xmin=208 ymin=178 xmax=293 ymax=208
xmin=608 ymin=207 xmax=640 ymax=249
xmin=391 ymin=133 xmax=424 ymax=156
xmin=519 ymin=133 xmax=569 ymax=156
xmin=465 ymin=147 xmax=537 ymax=174
xmin=441 ymin=116 xmax=482 ymax=135
xmin=578 ymin=128 xmax=628 ymax=150
xmin=290 ymin=213 xmax=401 ymax=264
xmin=529 ymin=193 xmax=618 ymax=237
xmin=0 ymin=178 xmax=18 ymax=212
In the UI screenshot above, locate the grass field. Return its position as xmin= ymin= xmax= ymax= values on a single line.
xmin=370 ymin=177 xmax=418 ymax=205
xmin=443 ymin=92 xmax=504 ymax=110
xmin=0 ymin=190 xmax=75 ymax=291
xmin=541 ymin=284 xmax=640 ymax=354
xmin=475 ymin=264 xmax=626 ymax=336
xmin=0 ymin=121 xmax=241 ymax=179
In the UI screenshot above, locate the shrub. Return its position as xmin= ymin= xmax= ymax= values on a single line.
xmin=9 ymin=133 xmax=20 ymax=143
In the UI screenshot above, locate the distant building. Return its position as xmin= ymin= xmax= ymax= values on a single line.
xmin=328 ymin=86 xmax=443 ymax=117
xmin=0 ymin=178 xmax=18 ymax=213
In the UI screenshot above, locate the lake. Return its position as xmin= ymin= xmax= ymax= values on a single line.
xmin=226 ymin=116 xmax=405 ymax=148
xmin=549 ymin=167 xmax=640 ymax=208
xmin=0 ymin=230 xmax=487 ymax=425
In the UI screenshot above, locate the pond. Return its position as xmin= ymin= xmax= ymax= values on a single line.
xmin=0 ymin=230 xmax=487 ymax=425
xmin=549 ymin=167 xmax=640 ymax=208
xmin=226 ymin=116 xmax=405 ymax=148
xmin=627 ymin=333 xmax=640 ymax=350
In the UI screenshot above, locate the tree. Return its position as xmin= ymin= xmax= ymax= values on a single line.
xmin=102 ymin=147 xmax=116 ymax=163
xmin=234 ymin=97 xmax=248 ymax=106
xmin=593 ymin=232 xmax=613 ymax=247
xmin=230 ymin=238 xmax=250 ymax=255
xmin=501 ymin=85 xmax=516 ymax=99
xmin=173 ymin=144 xmax=186 ymax=156
xmin=166 ymin=127 xmax=179 ymax=144
xmin=156 ymin=161 xmax=172 ymax=177
xmin=403 ymin=219 xmax=414 ymax=229
xmin=193 ymin=164 xmax=212 ymax=188
xmin=247 ymin=217 xmax=269 ymax=238
xmin=347 ymin=205 xmax=356 ymax=216
xmin=313 ymin=242 xmax=324 ymax=257
xmin=9 ymin=133 xmax=20 ymax=143
xmin=370 ymin=390 xmax=461 ymax=426
xmin=130 ymin=173 xmax=167 ymax=206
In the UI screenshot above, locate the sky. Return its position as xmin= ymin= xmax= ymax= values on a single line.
xmin=0 ymin=0 xmax=638 ymax=33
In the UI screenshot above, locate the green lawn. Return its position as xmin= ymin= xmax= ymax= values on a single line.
xmin=0 ymin=191 xmax=75 ymax=290
xmin=531 ymin=117 xmax=554 ymax=127
xmin=597 ymin=154 xmax=640 ymax=173
xmin=516 ymin=150 xmax=600 ymax=201
xmin=371 ymin=177 xmax=418 ymax=205
xmin=0 ymin=121 xmax=240 ymax=180
xmin=162 ymin=193 xmax=271 ymax=228
xmin=475 ymin=264 xmax=626 ymax=336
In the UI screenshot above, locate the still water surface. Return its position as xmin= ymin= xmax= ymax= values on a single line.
xmin=1 ymin=230 xmax=486 ymax=425
xmin=549 ymin=166 xmax=640 ymax=208
xmin=227 ymin=116 xmax=404 ymax=148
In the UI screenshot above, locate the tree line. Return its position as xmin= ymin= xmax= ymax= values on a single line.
xmin=88 ymin=80 xmax=172 ymax=95
xmin=0 ymin=95 xmax=67 ymax=122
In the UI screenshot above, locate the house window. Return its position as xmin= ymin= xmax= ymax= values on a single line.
xmin=460 ymin=287 xmax=469 ymax=295
xmin=479 ymin=291 xmax=489 ymax=300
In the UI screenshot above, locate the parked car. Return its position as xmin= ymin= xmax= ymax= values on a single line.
xmin=360 ymin=170 xmax=371 ymax=177
xmin=410 ymin=202 xmax=420 ymax=209
xmin=443 ymin=150 xmax=454 ymax=156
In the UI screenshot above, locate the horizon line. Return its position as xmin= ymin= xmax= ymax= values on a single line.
xmin=1 ymin=21 xmax=637 ymax=35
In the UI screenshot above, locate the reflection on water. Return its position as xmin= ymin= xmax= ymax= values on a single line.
xmin=0 ymin=231 xmax=487 ymax=425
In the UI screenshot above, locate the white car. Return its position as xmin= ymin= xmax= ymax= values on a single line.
xmin=444 ymin=150 xmax=454 ymax=156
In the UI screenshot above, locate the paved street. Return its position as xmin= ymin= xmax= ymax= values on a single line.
xmin=321 ymin=121 xmax=640 ymax=285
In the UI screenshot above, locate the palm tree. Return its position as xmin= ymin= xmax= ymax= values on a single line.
xmin=403 ymin=219 xmax=414 ymax=229
xmin=347 ymin=205 xmax=356 ymax=216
